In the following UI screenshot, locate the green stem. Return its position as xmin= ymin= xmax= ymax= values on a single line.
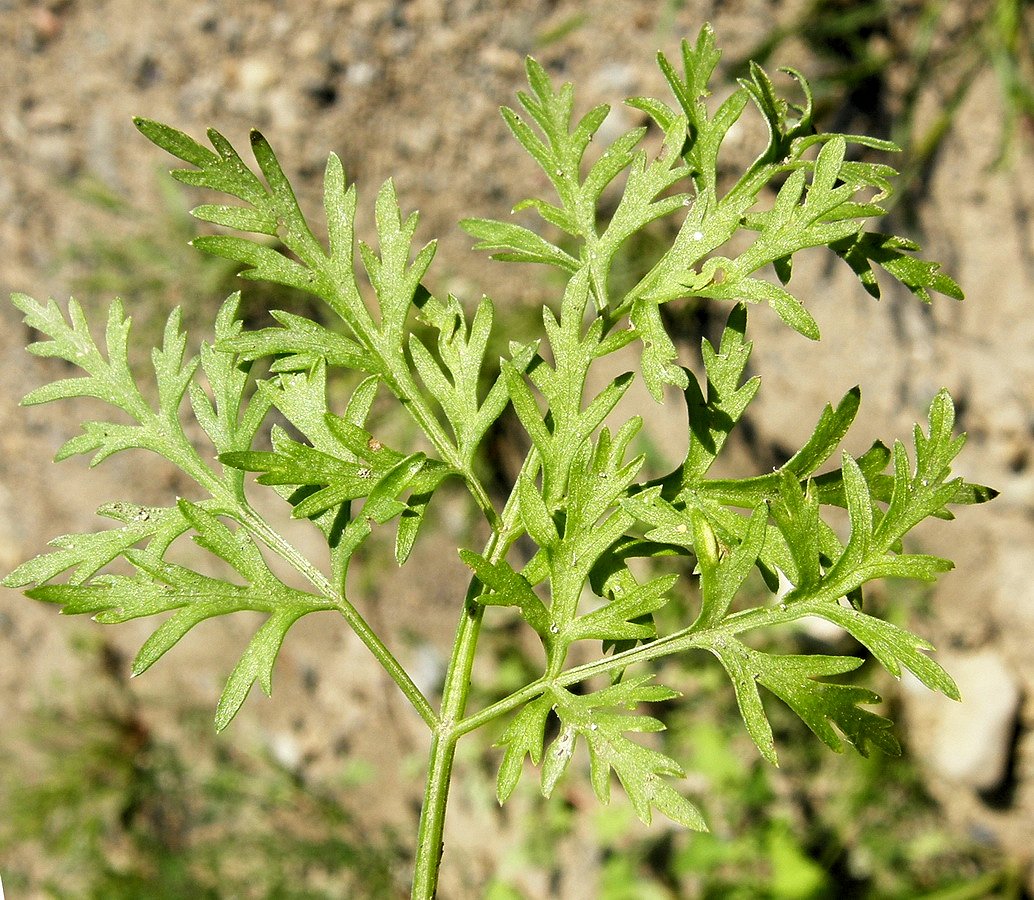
xmin=164 ymin=399 xmax=440 ymax=728
xmin=455 ymin=598 xmax=840 ymax=738
xmin=556 ymin=598 xmax=831 ymax=687
xmin=237 ymin=502 xmax=438 ymax=728
xmin=411 ymin=583 xmax=485 ymax=898
xmin=454 ymin=677 xmax=548 ymax=739
xmin=411 ymin=455 xmax=536 ymax=898
xmin=412 ymin=280 xmax=597 ymax=891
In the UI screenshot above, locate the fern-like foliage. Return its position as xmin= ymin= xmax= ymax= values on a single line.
xmin=6 ymin=23 xmax=993 ymax=882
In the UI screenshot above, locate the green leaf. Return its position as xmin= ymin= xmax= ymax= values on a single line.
xmin=218 ymin=310 xmax=373 ymax=374
xmin=410 ymin=294 xmax=537 ymax=465
xmin=503 ymin=359 xmax=552 ymax=465
xmin=26 ymin=502 xmax=335 ymax=730
xmin=758 ymin=653 xmax=900 ymax=757
xmin=711 ymin=639 xmax=900 ymax=761
xmin=680 ymin=303 xmax=760 ymax=483
xmin=769 ymin=474 xmax=823 ymax=590
xmin=517 ymin=471 xmax=560 ymax=550
xmin=133 ymin=117 xmax=217 ymax=169
xmin=738 ymin=62 xmax=816 ymax=169
xmin=647 ymin=25 xmax=746 ymax=199
xmin=690 ymin=385 xmax=862 ymax=508
xmin=566 ymin=419 xmax=644 ymax=530
xmin=190 ymin=294 xmax=275 ymax=467
xmin=460 ymin=218 xmax=579 ymax=272
xmin=254 ymin=364 xmax=340 ymax=451
xmin=193 ymin=234 xmax=322 ymax=295
xmin=692 ymin=504 xmax=768 ymax=629
xmin=552 ymin=680 xmax=707 ymax=830
xmin=191 ymin=203 xmax=277 ymax=235
xmin=460 ymin=549 xmax=552 ymax=638
xmin=137 ymin=121 xmax=476 ymax=487
xmin=496 ymin=678 xmax=704 ymax=830
xmin=732 ymin=278 xmax=820 ymax=339
xmin=360 ymin=179 xmax=437 ymax=342
xmin=215 ymin=605 xmax=311 ymax=731
xmin=831 ymin=231 xmax=965 ymax=303
xmin=814 ymin=605 xmax=959 ymax=699
xmin=12 ymin=295 xmax=213 ymax=479
xmin=474 ymin=57 xmax=690 ymax=309
xmin=495 ymin=695 xmax=552 ymax=804
xmin=631 ymin=298 xmax=689 ymax=401
xmin=333 ymin=453 xmax=429 ymax=564
xmin=2 ymin=502 xmax=191 ymax=588
xmin=567 ymin=574 xmax=674 ymax=643
xmin=224 ymin=435 xmax=382 ymax=518
xmin=15 ymin=294 xmax=151 ymax=417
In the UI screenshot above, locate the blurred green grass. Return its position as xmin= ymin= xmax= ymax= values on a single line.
xmin=0 ymin=634 xmax=405 ymax=898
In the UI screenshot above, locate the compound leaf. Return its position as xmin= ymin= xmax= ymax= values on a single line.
xmin=712 ymin=640 xmax=900 ymax=762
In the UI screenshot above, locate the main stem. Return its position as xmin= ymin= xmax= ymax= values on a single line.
xmin=411 ymin=590 xmax=484 ymax=898
xmin=410 ymin=455 xmax=535 ymax=898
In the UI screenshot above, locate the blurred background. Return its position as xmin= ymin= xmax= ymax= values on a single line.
xmin=1 ymin=0 xmax=1032 ymax=896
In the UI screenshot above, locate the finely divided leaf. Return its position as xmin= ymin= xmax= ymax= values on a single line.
xmin=12 ymin=295 xmax=218 ymax=481
xmin=218 ymin=310 xmax=373 ymax=374
xmin=411 ymin=294 xmax=537 ymax=464
xmin=711 ymin=639 xmax=899 ymax=762
xmin=461 ymin=549 xmax=552 ymax=638
xmin=681 ymin=303 xmax=760 ymax=483
xmin=814 ymin=605 xmax=959 ymax=699
xmin=215 ymin=605 xmax=311 ymax=731
xmin=2 ymin=502 xmax=192 ymax=588
xmin=831 ymin=232 xmax=965 ymax=303
xmin=26 ymin=502 xmax=335 ymax=730
xmin=566 ymin=574 xmax=674 ymax=644
xmin=496 ymin=679 xmax=704 ymax=830
xmin=631 ymin=297 xmax=689 ymax=401
xmin=495 ymin=695 xmax=552 ymax=804
xmin=556 ymin=679 xmax=706 ymax=830
xmin=460 ymin=219 xmax=579 ymax=271
xmin=190 ymin=294 xmax=275 ymax=466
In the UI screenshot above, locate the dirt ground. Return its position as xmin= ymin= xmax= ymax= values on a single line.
xmin=1 ymin=0 xmax=1033 ymax=896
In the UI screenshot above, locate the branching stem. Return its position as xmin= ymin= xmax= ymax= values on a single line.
xmin=411 ymin=453 xmax=536 ymax=898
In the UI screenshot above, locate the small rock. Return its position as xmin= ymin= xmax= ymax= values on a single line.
xmin=592 ymin=62 xmax=637 ymax=97
xmin=796 ymin=613 xmax=851 ymax=650
xmin=344 ymin=61 xmax=378 ymax=88
xmin=478 ymin=45 xmax=522 ymax=75
xmin=267 ymin=730 xmax=303 ymax=772
xmin=237 ymin=58 xmax=277 ymax=96
xmin=925 ymin=650 xmax=1021 ymax=792
xmin=31 ymin=7 xmax=64 ymax=47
